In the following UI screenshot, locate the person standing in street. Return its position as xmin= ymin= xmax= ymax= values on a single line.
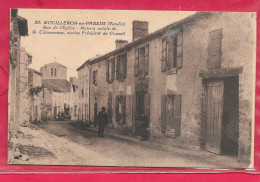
xmin=97 ymin=107 xmax=108 ymax=137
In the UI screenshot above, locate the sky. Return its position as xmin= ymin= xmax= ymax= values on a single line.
xmin=18 ymin=9 xmax=195 ymax=78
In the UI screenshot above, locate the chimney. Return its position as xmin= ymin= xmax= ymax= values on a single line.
xmin=115 ymin=39 xmax=129 ymax=49
xmin=132 ymin=20 xmax=149 ymax=41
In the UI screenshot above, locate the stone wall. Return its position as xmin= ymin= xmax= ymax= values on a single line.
xmin=17 ymin=47 xmax=31 ymax=126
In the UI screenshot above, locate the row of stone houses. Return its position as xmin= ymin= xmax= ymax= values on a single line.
xmin=77 ymin=12 xmax=255 ymax=165
xmin=9 ymin=10 xmax=79 ymax=139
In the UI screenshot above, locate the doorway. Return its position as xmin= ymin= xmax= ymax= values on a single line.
xmin=204 ymin=76 xmax=239 ymax=156
xmin=135 ymin=93 xmax=150 ymax=136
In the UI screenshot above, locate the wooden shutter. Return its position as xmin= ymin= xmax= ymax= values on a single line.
xmin=144 ymin=94 xmax=150 ymax=121
xmin=121 ymin=95 xmax=126 ymax=124
xmin=161 ymin=37 xmax=167 ymax=72
xmin=106 ymin=59 xmax=110 ymax=82
xmin=161 ymin=94 xmax=166 ymax=133
xmin=176 ymin=33 xmax=183 ymax=69
xmin=174 ymin=94 xmax=182 ymax=137
xmin=107 ymin=92 xmax=113 ymax=123
xmin=111 ymin=58 xmax=115 ymax=81
xmin=207 ymin=29 xmax=222 ymax=69
xmin=144 ymin=44 xmax=149 ymax=75
xmin=116 ymin=56 xmax=120 ymax=80
xmin=123 ymin=54 xmax=127 ymax=79
xmin=115 ymin=95 xmax=119 ymax=122
xmin=134 ymin=48 xmax=139 ymax=77
xmin=92 ymin=71 xmax=95 ymax=84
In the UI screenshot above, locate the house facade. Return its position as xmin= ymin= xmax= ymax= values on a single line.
xmin=69 ymin=77 xmax=79 ymax=121
xmin=16 ymin=47 xmax=32 ymax=126
xmin=77 ymin=12 xmax=255 ymax=164
xmin=28 ymin=68 xmax=43 ymax=123
xmin=8 ymin=9 xmax=28 ymax=138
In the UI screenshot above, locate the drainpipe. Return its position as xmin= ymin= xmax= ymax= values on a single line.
xmin=87 ymin=62 xmax=91 ymax=126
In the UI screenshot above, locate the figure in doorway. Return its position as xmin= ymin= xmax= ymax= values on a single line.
xmin=97 ymin=107 xmax=108 ymax=137
xmin=140 ymin=114 xmax=149 ymax=141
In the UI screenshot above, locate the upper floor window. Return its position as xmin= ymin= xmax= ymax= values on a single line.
xmin=54 ymin=68 xmax=57 ymax=76
xmin=116 ymin=53 xmax=127 ymax=82
xmin=134 ymin=44 xmax=149 ymax=77
xmin=106 ymin=57 xmax=115 ymax=83
xmin=161 ymin=33 xmax=183 ymax=72
xmin=207 ymin=29 xmax=223 ymax=69
xmin=93 ymin=70 xmax=98 ymax=85
xmin=51 ymin=68 xmax=53 ymax=75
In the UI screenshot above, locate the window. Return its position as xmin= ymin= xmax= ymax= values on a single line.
xmin=134 ymin=44 xmax=149 ymax=77
xmin=116 ymin=53 xmax=127 ymax=81
xmin=92 ymin=70 xmax=98 ymax=85
xmin=106 ymin=58 xmax=115 ymax=83
xmin=207 ymin=29 xmax=223 ymax=69
xmin=161 ymin=33 xmax=183 ymax=72
xmin=115 ymin=95 xmax=126 ymax=125
xmin=51 ymin=68 xmax=53 ymax=75
xmin=54 ymin=68 xmax=57 ymax=76
xmin=161 ymin=94 xmax=181 ymax=137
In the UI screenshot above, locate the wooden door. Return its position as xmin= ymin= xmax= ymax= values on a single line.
xmin=205 ymin=79 xmax=224 ymax=154
xmin=134 ymin=93 xmax=150 ymax=136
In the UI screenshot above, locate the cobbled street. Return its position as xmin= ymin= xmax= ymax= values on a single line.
xmin=10 ymin=120 xmax=247 ymax=168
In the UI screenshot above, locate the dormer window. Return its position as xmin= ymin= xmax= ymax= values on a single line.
xmin=51 ymin=68 xmax=53 ymax=75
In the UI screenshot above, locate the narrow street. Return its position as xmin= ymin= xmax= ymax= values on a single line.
xmin=10 ymin=120 xmax=246 ymax=168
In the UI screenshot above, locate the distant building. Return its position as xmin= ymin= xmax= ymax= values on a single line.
xmin=8 ymin=9 xmax=28 ymax=138
xmin=41 ymin=62 xmax=78 ymax=120
xmin=28 ymin=68 xmax=43 ymax=123
xmin=40 ymin=62 xmax=67 ymax=80
xmin=77 ymin=12 xmax=255 ymax=165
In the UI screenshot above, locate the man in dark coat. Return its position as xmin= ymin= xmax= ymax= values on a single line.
xmin=97 ymin=107 xmax=108 ymax=137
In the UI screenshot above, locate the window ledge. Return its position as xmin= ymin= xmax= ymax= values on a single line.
xmin=166 ymin=68 xmax=177 ymax=75
xmin=165 ymin=132 xmax=175 ymax=138
xmin=107 ymin=80 xmax=114 ymax=84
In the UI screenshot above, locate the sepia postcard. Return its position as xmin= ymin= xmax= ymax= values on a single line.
xmin=8 ymin=9 xmax=256 ymax=169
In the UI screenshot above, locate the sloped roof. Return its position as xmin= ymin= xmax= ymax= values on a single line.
xmin=77 ymin=12 xmax=211 ymax=71
xmin=76 ymin=55 xmax=104 ymax=71
xmin=42 ymin=79 xmax=71 ymax=92
xmin=28 ymin=68 xmax=42 ymax=76
xmin=43 ymin=62 xmax=67 ymax=68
